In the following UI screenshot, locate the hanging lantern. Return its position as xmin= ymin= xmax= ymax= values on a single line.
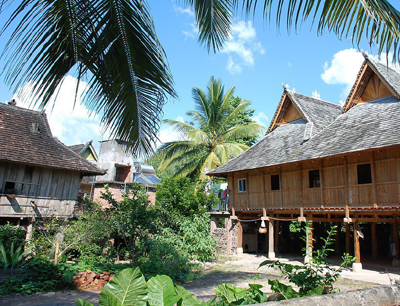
xmin=259 ymin=220 xmax=267 ymax=234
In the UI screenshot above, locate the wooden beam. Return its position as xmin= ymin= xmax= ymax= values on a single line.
xmin=371 ymin=222 xmax=378 ymax=259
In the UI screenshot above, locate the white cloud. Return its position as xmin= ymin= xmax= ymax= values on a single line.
xmin=13 ymin=76 xmax=104 ymax=147
xmin=226 ymin=56 xmax=242 ymax=74
xmin=322 ymin=49 xmax=400 ymax=99
xmin=221 ymin=21 xmax=264 ymax=74
xmin=253 ymin=111 xmax=269 ymax=127
xmin=183 ymin=22 xmax=198 ymax=40
xmin=155 ymin=116 xmax=187 ymax=148
xmin=173 ymin=5 xmax=194 ymax=17
xmin=321 ymin=48 xmax=364 ymax=98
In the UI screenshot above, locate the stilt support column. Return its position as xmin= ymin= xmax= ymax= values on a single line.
xmin=352 ymin=218 xmax=362 ymax=272
xmin=268 ymin=219 xmax=275 ymax=259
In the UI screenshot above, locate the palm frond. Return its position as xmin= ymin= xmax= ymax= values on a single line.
xmin=217 ymin=142 xmax=249 ymax=157
xmin=163 ymin=119 xmax=199 ymax=136
xmin=183 ymin=0 xmax=234 ymax=52
xmin=1 ymin=0 xmax=176 ymax=157
xmin=189 ymin=0 xmax=400 ymax=61
xmin=222 ymin=123 xmax=265 ymax=141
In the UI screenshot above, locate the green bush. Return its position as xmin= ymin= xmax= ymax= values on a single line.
xmin=0 ymin=223 xmax=26 ymax=250
xmin=140 ymin=239 xmax=192 ymax=282
xmin=0 ymin=257 xmax=73 ymax=295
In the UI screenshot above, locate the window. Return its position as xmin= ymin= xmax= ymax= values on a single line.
xmin=357 ymin=163 xmax=372 ymax=185
xmin=115 ymin=166 xmax=131 ymax=182
xmin=4 ymin=182 xmax=16 ymax=194
xmin=238 ymin=178 xmax=247 ymax=192
xmin=309 ymin=170 xmax=320 ymax=188
xmin=271 ymin=174 xmax=280 ymax=190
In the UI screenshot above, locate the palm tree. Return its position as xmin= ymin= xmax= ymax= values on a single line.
xmin=156 ymin=77 xmax=264 ymax=180
xmin=1 ymin=0 xmax=399 ymax=155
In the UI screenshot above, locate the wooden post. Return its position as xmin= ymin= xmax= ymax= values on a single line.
xmin=371 ymin=222 xmax=378 ymax=259
xmin=278 ymin=167 xmax=283 ymax=208
xmin=237 ymin=220 xmax=243 ymax=255
xmin=346 ymin=223 xmax=351 ymax=254
xmin=245 ymin=172 xmax=250 ymax=209
xmin=304 ymin=220 xmax=313 ymax=263
xmin=370 ymin=153 xmax=378 ymax=208
xmin=393 ymin=216 xmax=399 ymax=261
xmin=274 ymin=218 xmax=280 ymax=250
xmin=268 ymin=219 xmax=275 ymax=259
xmin=210 ymin=216 xmax=218 ymax=234
xmin=25 ymin=218 xmax=33 ymax=252
xmin=353 ymin=218 xmax=362 ymax=271
xmin=319 ymin=161 xmax=324 ymax=208
xmin=261 ymin=171 xmax=266 ymax=208
xmin=335 ymin=222 xmax=341 ymax=255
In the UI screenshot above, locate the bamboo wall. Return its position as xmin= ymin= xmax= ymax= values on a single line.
xmin=228 ymin=146 xmax=400 ymax=210
xmin=0 ymin=162 xmax=81 ymax=217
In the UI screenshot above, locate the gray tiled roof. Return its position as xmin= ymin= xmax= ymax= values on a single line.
xmin=209 ymin=55 xmax=400 ymax=177
xmin=209 ymin=95 xmax=400 ymax=176
xmin=288 ymin=91 xmax=341 ymax=133
xmin=69 ymin=143 xmax=87 ymax=155
xmin=208 ymin=119 xmax=308 ymax=174
xmin=0 ymin=103 xmax=104 ymax=175
xmin=292 ymin=95 xmax=400 ymax=162
xmin=368 ymin=59 xmax=400 ymax=97
xmin=209 ymin=91 xmax=341 ymax=175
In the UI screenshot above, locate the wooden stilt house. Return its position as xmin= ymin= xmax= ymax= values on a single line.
xmin=0 ymin=102 xmax=105 ymax=225
xmin=208 ymin=54 xmax=400 ymax=270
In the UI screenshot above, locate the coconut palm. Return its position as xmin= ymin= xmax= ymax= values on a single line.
xmin=1 ymin=0 xmax=399 ymax=155
xmin=156 ymin=77 xmax=265 ymax=180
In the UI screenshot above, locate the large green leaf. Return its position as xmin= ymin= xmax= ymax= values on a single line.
xmin=175 ymin=285 xmax=201 ymax=306
xmin=99 ymin=268 xmax=148 ymax=306
xmin=76 ymin=299 xmax=95 ymax=306
xmin=147 ymin=275 xmax=181 ymax=306
xmin=268 ymin=279 xmax=301 ymax=300
xmin=214 ymin=283 xmax=247 ymax=303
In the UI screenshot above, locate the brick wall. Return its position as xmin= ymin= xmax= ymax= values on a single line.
xmin=93 ymin=183 xmax=156 ymax=208
xmin=211 ymin=217 xmax=238 ymax=255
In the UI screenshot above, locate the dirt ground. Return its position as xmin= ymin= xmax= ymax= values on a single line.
xmin=0 ymin=254 xmax=383 ymax=305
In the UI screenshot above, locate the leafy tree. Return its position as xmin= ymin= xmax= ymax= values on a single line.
xmin=156 ymin=77 xmax=265 ymax=180
xmin=101 ymin=184 xmax=158 ymax=266
xmin=1 ymin=1 xmax=399 ymax=155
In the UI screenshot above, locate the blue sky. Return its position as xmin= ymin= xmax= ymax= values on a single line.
xmin=0 ymin=1 xmax=399 ymax=153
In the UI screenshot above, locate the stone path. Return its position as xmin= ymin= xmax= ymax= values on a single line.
xmin=1 ymin=254 xmax=400 ymax=305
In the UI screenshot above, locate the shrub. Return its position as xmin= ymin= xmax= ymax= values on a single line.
xmin=0 ymin=223 xmax=26 ymax=250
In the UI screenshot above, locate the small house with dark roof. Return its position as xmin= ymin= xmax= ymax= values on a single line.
xmin=68 ymin=140 xmax=99 ymax=197
xmin=92 ymin=139 xmax=160 ymax=207
xmin=0 ymin=102 xmax=104 ymax=222
xmin=69 ymin=140 xmax=98 ymax=163
xmin=208 ymin=54 xmax=400 ymax=270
